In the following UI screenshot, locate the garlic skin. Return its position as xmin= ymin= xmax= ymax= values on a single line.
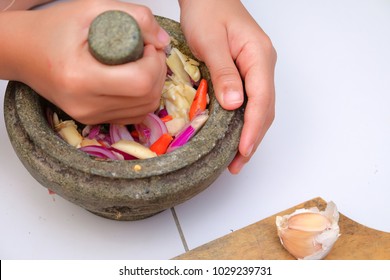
xmin=276 ymin=201 xmax=340 ymax=260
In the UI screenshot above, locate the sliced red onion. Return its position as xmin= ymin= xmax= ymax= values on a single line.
xmin=101 ymin=135 xmax=112 ymax=146
xmin=81 ymin=125 xmax=91 ymax=137
xmin=111 ymin=151 xmax=125 ymax=160
xmin=79 ymin=145 xmax=119 ymax=160
xmin=157 ymin=108 xmax=169 ymax=119
xmin=135 ymin=123 xmax=151 ymax=145
xmin=110 ymin=147 xmax=137 ymax=160
xmin=136 ymin=113 xmax=168 ymax=146
xmin=167 ymin=125 xmax=195 ymax=153
xmin=87 ymin=125 xmax=102 ymax=139
xmin=110 ymin=124 xmax=134 ymax=144
xmin=167 ymin=112 xmax=208 ymax=153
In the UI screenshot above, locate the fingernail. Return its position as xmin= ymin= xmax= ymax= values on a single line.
xmin=244 ymin=143 xmax=254 ymax=157
xmin=158 ymin=27 xmax=171 ymax=46
xmin=224 ymin=91 xmax=243 ymax=106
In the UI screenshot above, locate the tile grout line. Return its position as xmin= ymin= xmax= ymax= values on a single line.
xmin=170 ymin=207 xmax=189 ymax=252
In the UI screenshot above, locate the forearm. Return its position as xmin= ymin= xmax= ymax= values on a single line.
xmin=0 ymin=1 xmax=56 ymax=81
xmin=0 ymin=10 xmax=35 ymax=81
xmin=1 ymin=0 xmax=53 ymax=11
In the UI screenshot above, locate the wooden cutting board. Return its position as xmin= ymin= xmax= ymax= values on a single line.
xmin=174 ymin=197 xmax=390 ymax=260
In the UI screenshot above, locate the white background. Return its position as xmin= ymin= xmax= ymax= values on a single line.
xmin=1 ymin=0 xmax=389 ymax=259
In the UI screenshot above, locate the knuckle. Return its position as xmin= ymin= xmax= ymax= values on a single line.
xmin=213 ymin=66 xmax=240 ymax=82
xmin=134 ymin=66 xmax=165 ymax=98
xmin=133 ymin=5 xmax=154 ymax=26
xmin=212 ymin=66 xmax=242 ymax=94
xmin=135 ymin=76 xmax=154 ymax=95
xmin=260 ymin=34 xmax=277 ymax=62
xmin=54 ymin=65 xmax=82 ymax=94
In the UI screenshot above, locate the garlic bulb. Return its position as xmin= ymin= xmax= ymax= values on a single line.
xmin=276 ymin=201 xmax=340 ymax=260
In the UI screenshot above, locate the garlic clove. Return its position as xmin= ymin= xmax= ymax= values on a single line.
xmin=278 ymin=228 xmax=322 ymax=260
xmin=172 ymin=47 xmax=201 ymax=83
xmin=166 ymin=47 xmax=201 ymax=86
xmin=287 ymin=212 xmax=332 ymax=232
xmin=180 ymin=84 xmax=197 ymax=105
xmin=162 ymin=82 xmax=193 ymax=122
xmin=55 ymin=120 xmax=83 ymax=148
xmin=80 ymin=138 xmax=101 ymax=147
xmin=276 ymin=201 xmax=340 ymax=260
xmin=111 ymin=140 xmax=157 ymax=159
xmin=165 ymin=117 xmax=186 ymax=136
xmin=182 ymin=58 xmax=200 ymax=83
xmin=166 ymin=48 xmax=191 ymax=86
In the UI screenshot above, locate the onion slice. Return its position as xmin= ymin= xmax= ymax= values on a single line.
xmin=79 ymin=145 xmax=119 ymax=160
xmin=110 ymin=124 xmax=134 ymax=144
xmin=157 ymin=108 xmax=169 ymax=118
xmin=110 ymin=147 xmax=137 ymax=160
xmin=87 ymin=125 xmax=102 ymax=139
xmin=136 ymin=113 xmax=168 ymax=146
xmin=167 ymin=112 xmax=208 ymax=153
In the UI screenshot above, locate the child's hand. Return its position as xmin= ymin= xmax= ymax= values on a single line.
xmin=179 ymin=0 xmax=277 ymax=174
xmin=2 ymin=0 xmax=171 ymax=125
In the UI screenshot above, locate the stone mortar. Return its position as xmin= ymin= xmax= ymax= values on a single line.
xmin=3 ymin=16 xmax=244 ymax=221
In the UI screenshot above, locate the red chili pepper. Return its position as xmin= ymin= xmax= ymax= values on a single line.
xmin=149 ymin=133 xmax=173 ymax=155
xmin=189 ymin=79 xmax=208 ymax=120
xmin=160 ymin=115 xmax=173 ymax=122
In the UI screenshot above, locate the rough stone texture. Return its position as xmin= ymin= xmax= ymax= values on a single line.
xmin=4 ymin=16 xmax=244 ymax=221
xmin=88 ymin=10 xmax=143 ymax=65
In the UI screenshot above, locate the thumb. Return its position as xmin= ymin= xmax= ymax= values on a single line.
xmin=201 ymin=39 xmax=244 ymax=110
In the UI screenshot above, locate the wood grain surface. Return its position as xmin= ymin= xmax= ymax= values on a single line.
xmin=174 ymin=197 xmax=390 ymax=260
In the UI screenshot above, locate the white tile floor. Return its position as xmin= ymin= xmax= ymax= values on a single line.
xmin=1 ymin=0 xmax=390 ymax=259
